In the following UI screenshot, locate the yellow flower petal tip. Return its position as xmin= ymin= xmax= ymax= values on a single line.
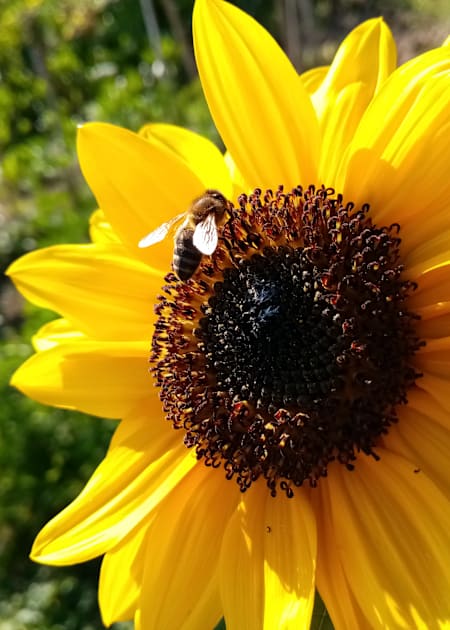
xmin=193 ymin=0 xmax=319 ymax=187
xmin=9 ymin=3 xmax=450 ymax=629
xmin=76 ymin=120 xmax=133 ymax=149
xmin=29 ymin=546 xmax=55 ymax=565
xmin=29 ymin=544 xmax=75 ymax=567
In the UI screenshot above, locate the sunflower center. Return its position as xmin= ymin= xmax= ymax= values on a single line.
xmin=152 ymin=186 xmax=423 ymax=496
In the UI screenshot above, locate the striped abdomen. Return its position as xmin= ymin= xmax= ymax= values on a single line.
xmin=173 ymin=228 xmax=203 ymax=281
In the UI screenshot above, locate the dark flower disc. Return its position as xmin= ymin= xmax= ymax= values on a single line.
xmin=151 ymin=186 xmax=423 ymax=496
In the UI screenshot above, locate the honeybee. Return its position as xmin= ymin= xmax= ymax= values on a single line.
xmin=138 ymin=189 xmax=229 ymax=281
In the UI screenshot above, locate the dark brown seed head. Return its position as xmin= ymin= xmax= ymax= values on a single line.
xmin=151 ymin=185 xmax=423 ymax=497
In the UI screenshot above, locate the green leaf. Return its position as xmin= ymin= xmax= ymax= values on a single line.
xmin=311 ymin=591 xmax=334 ymax=630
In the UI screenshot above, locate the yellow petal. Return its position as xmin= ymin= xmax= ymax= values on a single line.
xmin=328 ymin=450 xmax=450 ymax=628
xmin=408 ymin=386 xmax=450 ymax=430
xmin=312 ymin=485 xmax=369 ymax=630
xmin=416 ymin=306 xmax=450 ymax=339
xmin=314 ymin=18 xmax=396 ymax=184
xmin=219 ymin=487 xmax=264 ymax=630
xmin=139 ymin=123 xmax=232 ymax=199
xmin=418 ymin=336 xmax=450 ymax=354
xmin=407 ymin=226 xmax=450 ymax=278
xmin=404 ymin=225 xmax=450 ymax=278
xmin=134 ymin=610 xmax=142 ymax=630
xmin=416 ymin=337 xmax=450 ymax=380
xmin=7 ymin=244 xmax=163 ymax=341
xmin=10 ymin=340 xmax=152 ymax=418
xmin=300 ymin=66 xmax=328 ymax=94
xmin=386 ymin=404 xmax=450 ymax=496
xmin=262 ymin=488 xmax=316 ymax=629
xmin=224 ymin=151 xmax=248 ymax=200
xmin=419 ymin=373 xmax=450 ymax=415
xmin=409 ymin=263 xmax=450 ymax=312
xmin=89 ymin=209 xmax=120 ymax=245
xmin=77 ymin=122 xmax=205 ymax=267
xmin=140 ymin=465 xmax=238 ymax=630
xmin=99 ymin=516 xmax=153 ymax=625
xmin=314 ymin=18 xmax=396 ymax=117
xmin=32 ymin=319 xmax=87 ymax=352
xmin=421 ymin=338 xmax=450 ymax=367
xmin=31 ymin=413 xmax=196 ymax=565
xmin=219 ymin=482 xmax=316 ymax=630
xmin=193 ymin=0 xmax=319 ymax=189
xmin=336 ymin=48 xmax=450 ymax=240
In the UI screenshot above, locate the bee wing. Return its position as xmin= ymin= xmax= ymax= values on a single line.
xmin=193 ymin=212 xmax=218 ymax=255
xmin=138 ymin=212 xmax=186 ymax=248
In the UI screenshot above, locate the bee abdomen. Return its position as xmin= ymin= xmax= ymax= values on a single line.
xmin=173 ymin=229 xmax=203 ymax=281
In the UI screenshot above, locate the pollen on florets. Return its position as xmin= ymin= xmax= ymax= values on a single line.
xmin=151 ymin=185 xmax=424 ymax=497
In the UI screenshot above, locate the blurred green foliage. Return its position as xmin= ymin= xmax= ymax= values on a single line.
xmin=0 ymin=0 xmax=447 ymax=627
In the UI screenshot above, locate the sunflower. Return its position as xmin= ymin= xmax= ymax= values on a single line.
xmin=7 ymin=0 xmax=450 ymax=628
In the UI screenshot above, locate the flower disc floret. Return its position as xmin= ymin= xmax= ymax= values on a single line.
xmin=151 ymin=185 xmax=423 ymax=496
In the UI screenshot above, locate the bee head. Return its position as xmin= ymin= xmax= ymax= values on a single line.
xmin=205 ymin=189 xmax=227 ymax=204
xmin=194 ymin=190 xmax=229 ymax=222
